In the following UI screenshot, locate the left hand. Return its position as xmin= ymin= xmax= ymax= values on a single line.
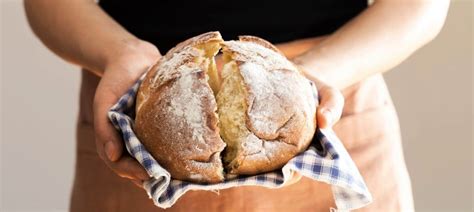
xmin=283 ymin=66 xmax=345 ymax=187
xmin=275 ymin=37 xmax=344 ymax=128
xmin=309 ymin=76 xmax=345 ymax=129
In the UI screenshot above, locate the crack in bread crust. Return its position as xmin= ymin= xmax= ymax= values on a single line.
xmin=135 ymin=31 xmax=317 ymax=182
xmin=218 ymin=38 xmax=317 ymax=175
xmin=135 ymin=32 xmax=226 ymax=183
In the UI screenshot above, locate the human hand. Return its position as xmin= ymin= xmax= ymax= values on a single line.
xmin=93 ymin=39 xmax=161 ymax=187
xmin=288 ymin=61 xmax=345 ymax=129
xmin=281 ymin=68 xmax=344 ymax=186
xmin=311 ymin=77 xmax=344 ymax=129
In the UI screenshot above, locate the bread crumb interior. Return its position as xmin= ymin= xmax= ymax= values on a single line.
xmin=216 ymin=56 xmax=250 ymax=172
xmin=197 ymin=43 xmax=248 ymax=174
xmin=196 ymin=42 xmax=221 ymax=95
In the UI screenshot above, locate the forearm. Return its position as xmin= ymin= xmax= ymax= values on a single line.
xmin=293 ymin=0 xmax=449 ymax=89
xmin=24 ymin=0 xmax=156 ymax=76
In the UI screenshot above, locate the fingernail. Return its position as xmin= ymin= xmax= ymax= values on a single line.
xmin=322 ymin=109 xmax=333 ymax=127
xmin=105 ymin=141 xmax=115 ymax=161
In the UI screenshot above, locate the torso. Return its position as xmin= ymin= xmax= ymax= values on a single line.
xmin=71 ymin=70 xmax=413 ymax=212
xmin=98 ymin=0 xmax=367 ymax=52
xmin=70 ymin=2 xmax=414 ymax=211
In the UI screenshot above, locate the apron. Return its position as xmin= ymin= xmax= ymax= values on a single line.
xmin=70 ymin=70 xmax=414 ymax=212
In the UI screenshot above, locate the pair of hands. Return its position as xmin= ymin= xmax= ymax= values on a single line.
xmin=93 ymin=40 xmax=344 ymax=187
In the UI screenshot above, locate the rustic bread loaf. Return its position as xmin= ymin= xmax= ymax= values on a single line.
xmin=134 ymin=32 xmax=317 ymax=183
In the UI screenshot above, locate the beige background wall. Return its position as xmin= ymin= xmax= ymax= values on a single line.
xmin=383 ymin=2 xmax=472 ymax=211
xmin=1 ymin=1 xmax=472 ymax=211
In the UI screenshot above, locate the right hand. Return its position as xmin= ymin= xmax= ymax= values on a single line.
xmin=93 ymin=39 xmax=161 ymax=187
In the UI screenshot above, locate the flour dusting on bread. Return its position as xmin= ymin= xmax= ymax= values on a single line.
xmin=134 ymin=32 xmax=317 ymax=182
xmin=217 ymin=38 xmax=317 ymax=174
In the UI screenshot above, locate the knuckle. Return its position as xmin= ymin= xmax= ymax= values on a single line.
xmin=95 ymin=146 xmax=106 ymax=161
xmin=108 ymin=162 xmax=133 ymax=179
xmin=116 ymin=162 xmax=133 ymax=174
xmin=113 ymin=170 xmax=131 ymax=179
xmin=117 ymin=172 xmax=131 ymax=179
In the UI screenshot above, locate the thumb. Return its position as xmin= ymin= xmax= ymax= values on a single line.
xmin=316 ymin=85 xmax=344 ymax=129
xmin=93 ymin=84 xmax=125 ymax=162
xmin=95 ymin=108 xmax=124 ymax=162
xmin=103 ymin=125 xmax=124 ymax=162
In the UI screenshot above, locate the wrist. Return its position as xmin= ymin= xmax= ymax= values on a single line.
xmin=292 ymin=56 xmax=318 ymax=80
xmin=101 ymin=38 xmax=161 ymax=77
xmin=292 ymin=57 xmax=334 ymax=89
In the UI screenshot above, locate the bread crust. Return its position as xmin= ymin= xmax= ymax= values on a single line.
xmin=220 ymin=37 xmax=318 ymax=175
xmin=134 ymin=32 xmax=317 ymax=182
xmin=135 ymin=32 xmax=226 ymax=183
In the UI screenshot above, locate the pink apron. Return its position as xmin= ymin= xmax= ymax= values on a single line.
xmin=70 ymin=69 xmax=413 ymax=212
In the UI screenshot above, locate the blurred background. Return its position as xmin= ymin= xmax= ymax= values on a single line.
xmin=1 ymin=0 xmax=472 ymax=211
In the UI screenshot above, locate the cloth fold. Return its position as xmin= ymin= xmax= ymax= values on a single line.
xmin=108 ymin=78 xmax=372 ymax=211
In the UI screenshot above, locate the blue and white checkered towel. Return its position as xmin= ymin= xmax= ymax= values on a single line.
xmin=108 ymin=77 xmax=372 ymax=211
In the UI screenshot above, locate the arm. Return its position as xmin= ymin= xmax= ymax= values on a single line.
xmin=24 ymin=0 xmax=161 ymax=185
xmin=292 ymin=0 xmax=450 ymax=90
xmin=24 ymin=0 xmax=158 ymax=76
xmin=24 ymin=0 xmax=345 ymax=186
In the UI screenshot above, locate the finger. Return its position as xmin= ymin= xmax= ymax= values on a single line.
xmin=317 ymin=85 xmax=344 ymax=129
xmin=131 ymin=179 xmax=145 ymax=189
xmin=93 ymin=84 xmax=149 ymax=181
xmin=93 ymin=110 xmax=124 ymax=162
xmin=93 ymin=84 xmax=125 ymax=162
xmin=106 ymin=156 xmax=150 ymax=181
xmin=284 ymin=172 xmax=303 ymax=186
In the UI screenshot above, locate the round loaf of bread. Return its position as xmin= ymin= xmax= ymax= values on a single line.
xmin=134 ymin=32 xmax=318 ymax=183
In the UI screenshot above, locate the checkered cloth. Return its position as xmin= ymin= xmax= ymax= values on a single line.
xmin=108 ymin=77 xmax=372 ymax=211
